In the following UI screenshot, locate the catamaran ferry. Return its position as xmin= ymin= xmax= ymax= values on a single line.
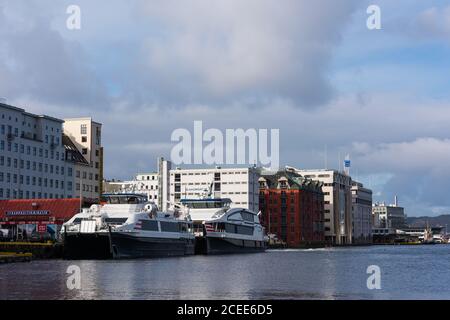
xmin=180 ymin=198 xmax=266 ymax=255
xmin=62 ymin=194 xmax=195 ymax=259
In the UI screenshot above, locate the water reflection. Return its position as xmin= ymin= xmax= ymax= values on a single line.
xmin=1 ymin=245 xmax=450 ymax=300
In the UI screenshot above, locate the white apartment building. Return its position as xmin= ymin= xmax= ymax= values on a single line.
xmin=351 ymin=181 xmax=373 ymax=244
xmin=106 ymin=173 xmax=159 ymax=201
xmin=289 ymin=167 xmax=353 ymax=245
xmin=168 ymin=166 xmax=260 ymax=212
xmin=63 ymin=118 xmax=103 ymax=203
xmin=0 ymin=103 xmax=73 ymax=199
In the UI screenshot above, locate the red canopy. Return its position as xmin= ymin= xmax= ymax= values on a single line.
xmin=0 ymin=199 xmax=81 ymax=225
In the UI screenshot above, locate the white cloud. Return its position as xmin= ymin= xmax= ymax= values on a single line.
xmin=132 ymin=0 xmax=360 ymax=107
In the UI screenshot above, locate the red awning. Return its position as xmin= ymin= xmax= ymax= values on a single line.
xmin=0 ymin=199 xmax=81 ymax=225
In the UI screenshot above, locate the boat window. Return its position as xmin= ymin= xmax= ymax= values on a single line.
xmin=141 ymin=220 xmax=158 ymax=231
xmin=101 ymin=195 xmax=146 ymax=204
xmin=105 ymin=218 xmax=128 ymax=224
xmin=236 ymin=225 xmax=254 ymax=235
xmin=225 ymin=223 xmax=236 ymax=234
xmin=241 ymin=211 xmax=255 ymax=222
xmin=72 ymin=218 xmax=83 ymax=224
xmin=127 ymin=197 xmax=139 ymax=204
xmin=160 ymin=221 xmax=180 ymax=233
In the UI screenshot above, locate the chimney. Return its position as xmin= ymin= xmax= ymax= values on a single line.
xmin=394 ymin=195 xmax=398 ymax=207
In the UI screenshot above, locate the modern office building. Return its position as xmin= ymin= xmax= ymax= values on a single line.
xmin=259 ymin=169 xmax=325 ymax=247
xmin=288 ymin=167 xmax=353 ymax=245
xmin=168 ymin=165 xmax=260 ymax=212
xmin=351 ymin=181 xmax=373 ymax=244
xmin=63 ymin=118 xmax=103 ymax=204
xmin=0 ymin=103 xmax=73 ymax=200
xmin=372 ymin=196 xmax=406 ymax=229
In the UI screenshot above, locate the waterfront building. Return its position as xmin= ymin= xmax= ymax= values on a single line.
xmin=351 ymin=181 xmax=373 ymax=244
xmin=288 ymin=167 xmax=353 ymax=245
xmin=0 ymin=103 xmax=73 ymax=200
xmin=0 ymin=103 xmax=103 ymax=204
xmin=169 ymin=166 xmax=260 ymax=212
xmin=104 ymin=173 xmax=159 ymax=201
xmin=167 ymin=164 xmax=260 ymax=212
xmin=372 ymin=196 xmax=406 ymax=229
xmin=0 ymin=198 xmax=81 ymax=241
xmin=63 ymin=118 xmax=103 ymax=204
xmin=259 ymin=169 xmax=325 ymax=247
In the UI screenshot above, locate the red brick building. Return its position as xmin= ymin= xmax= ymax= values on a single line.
xmin=0 ymin=198 xmax=81 ymax=241
xmin=259 ymin=170 xmax=325 ymax=247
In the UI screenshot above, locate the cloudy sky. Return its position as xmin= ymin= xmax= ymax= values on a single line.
xmin=1 ymin=0 xmax=450 ymax=216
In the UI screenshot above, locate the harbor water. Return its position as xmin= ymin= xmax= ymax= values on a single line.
xmin=1 ymin=245 xmax=449 ymax=300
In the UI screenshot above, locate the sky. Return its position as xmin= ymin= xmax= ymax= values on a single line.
xmin=1 ymin=0 xmax=450 ymax=217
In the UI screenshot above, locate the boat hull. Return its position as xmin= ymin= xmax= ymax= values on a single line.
xmin=205 ymin=236 xmax=266 ymax=255
xmin=63 ymin=232 xmax=195 ymax=259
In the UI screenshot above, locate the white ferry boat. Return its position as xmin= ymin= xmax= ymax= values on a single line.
xmin=180 ymin=198 xmax=266 ymax=255
xmin=62 ymin=194 xmax=195 ymax=259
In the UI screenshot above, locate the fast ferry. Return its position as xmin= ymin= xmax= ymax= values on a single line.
xmin=62 ymin=194 xmax=195 ymax=259
xmin=179 ymin=198 xmax=266 ymax=255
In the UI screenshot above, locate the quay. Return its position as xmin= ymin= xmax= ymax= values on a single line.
xmin=0 ymin=252 xmax=32 ymax=264
xmin=0 ymin=242 xmax=63 ymax=259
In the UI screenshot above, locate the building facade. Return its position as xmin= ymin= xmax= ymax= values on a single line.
xmin=351 ymin=181 xmax=373 ymax=244
xmin=0 ymin=103 xmax=73 ymax=200
xmin=290 ymin=167 xmax=353 ymax=245
xmin=0 ymin=103 xmax=103 ymax=204
xmin=259 ymin=170 xmax=325 ymax=247
xmin=63 ymin=118 xmax=103 ymax=203
xmin=0 ymin=198 xmax=81 ymax=241
xmin=372 ymin=197 xmax=406 ymax=230
xmin=104 ymin=173 xmax=159 ymax=202
xmin=168 ymin=166 xmax=260 ymax=212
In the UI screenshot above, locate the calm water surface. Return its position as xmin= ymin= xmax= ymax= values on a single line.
xmin=1 ymin=245 xmax=449 ymax=300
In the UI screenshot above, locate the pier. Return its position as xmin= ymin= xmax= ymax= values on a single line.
xmin=0 ymin=242 xmax=63 ymax=259
xmin=0 ymin=252 xmax=32 ymax=264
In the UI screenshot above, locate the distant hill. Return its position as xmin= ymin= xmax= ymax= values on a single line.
xmin=407 ymin=215 xmax=450 ymax=228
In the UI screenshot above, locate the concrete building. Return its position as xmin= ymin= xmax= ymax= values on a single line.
xmin=259 ymin=169 xmax=325 ymax=247
xmin=288 ymin=167 xmax=353 ymax=245
xmin=0 ymin=103 xmax=73 ymax=200
xmin=168 ymin=165 xmax=260 ymax=212
xmin=63 ymin=118 xmax=103 ymax=203
xmin=351 ymin=181 xmax=372 ymax=244
xmin=104 ymin=173 xmax=159 ymax=202
xmin=372 ymin=196 xmax=406 ymax=229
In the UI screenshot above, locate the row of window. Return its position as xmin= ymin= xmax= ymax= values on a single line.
xmin=0 ymin=188 xmax=70 ymax=200
xmin=0 ymin=141 xmax=64 ymax=159
xmin=75 ymin=170 xmax=99 ymax=181
xmin=76 ymin=183 xmax=99 ymax=193
xmin=0 ymin=117 xmax=60 ymax=132
xmin=0 ymin=173 xmax=71 ymax=189
xmin=0 ymin=157 xmax=68 ymax=175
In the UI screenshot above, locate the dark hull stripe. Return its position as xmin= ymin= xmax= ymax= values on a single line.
xmin=63 ymin=232 xmax=195 ymax=260
xmin=205 ymin=237 xmax=267 ymax=255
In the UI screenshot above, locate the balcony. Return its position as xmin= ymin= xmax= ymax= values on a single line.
xmin=6 ymin=133 xmax=15 ymax=141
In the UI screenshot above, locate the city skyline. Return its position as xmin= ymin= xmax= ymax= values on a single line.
xmin=1 ymin=0 xmax=450 ymax=217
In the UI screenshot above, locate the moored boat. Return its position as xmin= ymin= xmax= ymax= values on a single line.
xmin=180 ymin=198 xmax=266 ymax=255
xmin=62 ymin=194 xmax=195 ymax=259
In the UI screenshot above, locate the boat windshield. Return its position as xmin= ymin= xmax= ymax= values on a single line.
xmin=101 ymin=194 xmax=147 ymax=204
xmin=182 ymin=199 xmax=231 ymax=209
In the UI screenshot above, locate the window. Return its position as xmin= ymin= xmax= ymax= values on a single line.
xmin=82 ymin=136 xmax=87 ymax=143
xmin=81 ymin=124 xmax=87 ymax=134
xmin=82 ymin=148 xmax=88 ymax=155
